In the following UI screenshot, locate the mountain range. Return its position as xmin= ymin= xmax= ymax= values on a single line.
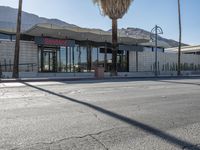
xmin=0 ymin=6 xmax=187 ymax=48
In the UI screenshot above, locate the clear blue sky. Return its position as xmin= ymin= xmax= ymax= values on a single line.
xmin=0 ymin=0 xmax=199 ymax=45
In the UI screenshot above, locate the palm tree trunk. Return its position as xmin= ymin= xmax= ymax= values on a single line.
xmin=13 ymin=0 xmax=23 ymax=78
xmin=112 ymin=19 xmax=118 ymax=76
xmin=177 ymin=0 xmax=182 ymax=76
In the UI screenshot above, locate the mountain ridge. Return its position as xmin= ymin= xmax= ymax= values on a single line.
xmin=0 ymin=6 xmax=187 ymax=48
xmin=0 ymin=6 xmax=77 ymax=30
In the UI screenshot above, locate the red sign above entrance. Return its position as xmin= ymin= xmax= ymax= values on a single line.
xmin=35 ymin=37 xmax=75 ymax=47
xmin=44 ymin=38 xmax=67 ymax=46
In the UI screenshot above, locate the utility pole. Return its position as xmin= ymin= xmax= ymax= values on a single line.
xmin=177 ymin=0 xmax=182 ymax=76
xmin=13 ymin=0 xmax=23 ymax=78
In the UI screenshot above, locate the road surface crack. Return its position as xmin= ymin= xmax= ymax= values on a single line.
xmin=90 ymin=135 xmax=109 ymax=150
xmin=92 ymin=112 xmax=103 ymax=122
xmin=26 ymin=127 xmax=120 ymax=149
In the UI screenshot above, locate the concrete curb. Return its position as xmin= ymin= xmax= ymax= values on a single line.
xmin=1 ymin=75 xmax=200 ymax=83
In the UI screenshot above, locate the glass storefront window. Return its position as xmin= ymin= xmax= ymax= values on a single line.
xmin=99 ymin=48 xmax=105 ymax=68
xmin=66 ymin=46 xmax=73 ymax=72
xmin=91 ymin=47 xmax=98 ymax=72
xmin=73 ymin=45 xmax=88 ymax=73
xmin=38 ymin=44 xmax=129 ymax=73
xmin=122 ymin=51 xmax=128 ymax=72
xmin=42 ymin=49 xmax=54 ymax=72
xmin=38 ymin=48 xmax=41 ymax=72
xmin=80 ymin=46 xmax=88 ymax=72
xmin=0 ymin=34 xmax=16 ymax=41
xmin=117 ymin=50 xmax=123 ymax=72
xmin=106 ymin=49 xmax=112 ymax=72
xmin=58 ymin=46 xmax=66 ymax=72
xmin=38 ymin=47 xmax=58 ymax=72
xmin=74 ymin=45 xmax=81 ymax=72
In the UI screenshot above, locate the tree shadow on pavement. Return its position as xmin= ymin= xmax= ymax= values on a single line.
xmin=22 ymin=82 xmax=200 ymax=150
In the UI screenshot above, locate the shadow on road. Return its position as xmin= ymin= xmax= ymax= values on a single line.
xmin=156 ymin=80 xmax=200 ymax=86
xmin=22 ymin=82 xmax=200 ymax=150
xmin=55 ymin=77 xmax=200 ymax=87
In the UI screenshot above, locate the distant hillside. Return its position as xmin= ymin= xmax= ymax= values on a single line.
xmin=0 ymin=6 xmax=188 ymax=48
xmin=115 ymin=28 xmax=188 ymax=48
xmin=0 ymin=6 xmax=77 ymax=31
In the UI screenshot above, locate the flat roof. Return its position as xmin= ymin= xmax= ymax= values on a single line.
xmin=0 ymin=29 xmax=16 ymax=35
xmin=166 ymin=45 xmax=200 ymax=53
xmin=140 ymin=41 xmax=171 ymax=48
xmin=24 ymin=23 xmax=149 ymax=45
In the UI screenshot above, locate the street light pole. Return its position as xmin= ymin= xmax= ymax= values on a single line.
xmin=155 ymin=25 xmax=158 ymax=77
xmin=151 ymin=25 xmax=163 ymax=77
xmin=13 ymin=0 xmax=23 ymax=78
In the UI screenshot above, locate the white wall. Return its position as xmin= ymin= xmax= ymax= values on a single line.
xmin=129 ymin=51 xmax=137 ymax=72
xmin=0 ymin=40 xmax=38 ymax=72
xmin=129 ymin=51 xmax=200 ymax=72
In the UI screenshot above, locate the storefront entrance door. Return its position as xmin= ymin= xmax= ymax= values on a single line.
xmin=42 ymin=49 xmax=57 ymax=72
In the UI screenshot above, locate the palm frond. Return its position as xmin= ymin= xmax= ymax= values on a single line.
xmin=93 ymin=0 xmax=133 ymax=19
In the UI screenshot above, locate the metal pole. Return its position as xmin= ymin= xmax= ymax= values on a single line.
xmin=155 ymin=25 xmax=158 ymax=77
xmin=69 ymin=47 xmax=71 ymax=72
xmin=104 ymin=42 xmax=107 ymax=71
xmin=177 ymin=0 xmax=182 ymax=76
xmin=136 ymin=51 xmax=138 ymax=72
xmin=72 ymin=46 xmax=75 ymax=76
xmin=0 ymin=62 xmax=2 ymax=78
xmin=151 ymin=25 xmax=163 ymax=76
xmin=13 ymin=0 xmax=22 ymax=78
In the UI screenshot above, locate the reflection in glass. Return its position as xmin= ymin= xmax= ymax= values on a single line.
xmin=67 ymin=47 xmax=72 ymax=72
xmin=74 ymin=45 xmax=80 ymax=72
xmin=38 ymin=48 xmax=41 ymax=72
xmin=73 ymin=46 xmax=88 ymax=72
xmin=80 ymin=46 xmax=88 ymax=72
xmin=59 ymin=46 xmax=66 ymax=72
xmin=99 ymin=48 xmax=105 ymax=68
xmin=38 ymin=44 xmax=129 ymax=73
xmin=42 ymin=49 xmax=56 ymax=72
xmin=91 ymin=47 xmax=98 ymax=72
xmin=106 ymin=49 xmax=112 ymax=72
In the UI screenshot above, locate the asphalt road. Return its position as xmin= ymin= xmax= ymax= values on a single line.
xmin=0 ymin=78 xmax=200 ymax=150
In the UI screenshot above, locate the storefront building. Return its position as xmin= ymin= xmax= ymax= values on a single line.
xmin=0 ymin=23 xmax=148 ymax=78
xmin=36 ymin=37 xmax=129 ymax=73
xmin=1 ymin=23 xmax=200 ymax=78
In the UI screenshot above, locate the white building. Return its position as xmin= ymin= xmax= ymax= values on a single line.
xmin=166 ymin=45 xmax=200 ymax=54
xmin=0 ymin=24 xmax=200 ymax=78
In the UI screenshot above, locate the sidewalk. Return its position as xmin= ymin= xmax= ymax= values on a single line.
xmin=1 ymin=75 xmax=200 ymax=83
xmin=0 ymin=76 xmax=95 ymax=83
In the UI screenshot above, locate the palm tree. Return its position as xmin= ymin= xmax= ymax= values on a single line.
xmin=177 ymin=0 xmax=182 ymax=76
xmin=13 ymin=0 xmax=23 ymax=78
xmin=93 ymin=0 xmax=133 ymax=76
